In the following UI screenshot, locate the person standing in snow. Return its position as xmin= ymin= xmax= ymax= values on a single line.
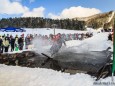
xmin=108 ymin=33 xmax=112 ymax=41
xmin=25 ymin=35 xmax=31 ymax=49
xmin=3 ymin=37 xmax=10 ymax=52
xmin=10 ymin=36 xmax=15 ymax=52
xmin=1 ymin=35 xmax=5 ymax=53
xmin=18 ymin=35 xmax=24 ymax=50
xmin=0 ymin=36 xmax=3 ymax=53
xmin=15 ymin=38 xmax=19 ymax=51
xmin=50 ymin=33 xmax=66 ymax=57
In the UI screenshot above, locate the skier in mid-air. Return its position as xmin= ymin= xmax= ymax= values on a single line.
xmin=41 ymin=33 xmax=66 ymax=66
xmin=50 ymin=33 xmax=66 ymax=57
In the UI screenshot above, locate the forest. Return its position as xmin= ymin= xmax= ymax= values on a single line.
xmin=0 ymin=17 xmax=85 ymax=30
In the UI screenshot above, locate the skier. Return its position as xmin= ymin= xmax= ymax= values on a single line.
xmin=41 ymin=33 xmax=66 ymax=66
xmin=50 ymin=33 xmax=66 ymax=57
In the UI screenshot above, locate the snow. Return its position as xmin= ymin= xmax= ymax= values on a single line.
xmin=0 ymin=64 xmax=115 ymax=86
xmin=108 ymin=11 xmax=115 ymax=23
xmin=0 ymin=28 xmax=114 ymax=86
xmin=78 ymin=32 xmax=112 ymax=51
xmin=0 ymin=64 xmax=95 ymax=86
xmin=25 ymin=28 xmax=88 ymax=35
xmin=0 ymin=28 xmax=88 ymax=37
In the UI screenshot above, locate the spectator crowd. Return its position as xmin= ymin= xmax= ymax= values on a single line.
xmin=0 ymin=32 xmax=93 ymax=53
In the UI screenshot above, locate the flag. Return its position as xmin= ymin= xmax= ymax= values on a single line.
xmin=112 ymin=18 xmax=115 ymax=75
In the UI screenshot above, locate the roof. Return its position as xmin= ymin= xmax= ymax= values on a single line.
xmin=0 ymin=27 xmax=26 ymax=32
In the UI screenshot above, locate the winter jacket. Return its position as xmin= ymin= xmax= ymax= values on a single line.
xmin=50 ymin=37 xmax=66 ymax=55
xmin=0 ymin=38 xmax=3 ymax=46
xmin=25 ymin=37 xmax=31 ymax=45
xmin=10 ymin=38 xmax=15 ymax=46
xmin=15 ymin=38 xmax=18 ymax=46
xmin=3 ymin=39 xmax=10 ymax=47
xmin=18 ymin=37 xmax=24 ymax=44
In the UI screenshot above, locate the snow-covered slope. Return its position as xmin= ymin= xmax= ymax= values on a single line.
xmin=60 ymin=32 xmax=112 ymax=53
xmin=108 ymin=11 xmax=115 ymax=23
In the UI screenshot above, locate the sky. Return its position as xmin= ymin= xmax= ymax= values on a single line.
xmin=0 ymin=0 xmax=115 ymax=19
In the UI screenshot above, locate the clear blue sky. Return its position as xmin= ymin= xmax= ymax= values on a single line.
xmin=23 ymin=0 xmax=115 ymax=13
xmin=0 ymin=0 xmax=115 ymax=18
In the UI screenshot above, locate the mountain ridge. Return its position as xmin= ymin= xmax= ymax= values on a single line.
xmin=73 ymin=11 xmax=115 ymax=29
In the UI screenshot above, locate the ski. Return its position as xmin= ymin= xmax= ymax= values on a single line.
xmin=41 ymin=53 xmax=53 ymax=66
xmin=41 ymin=53 xmax=52 ymax=59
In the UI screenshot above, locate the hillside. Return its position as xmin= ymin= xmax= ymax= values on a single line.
xmin=74 ymin=11 xmax=115 ymax=29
